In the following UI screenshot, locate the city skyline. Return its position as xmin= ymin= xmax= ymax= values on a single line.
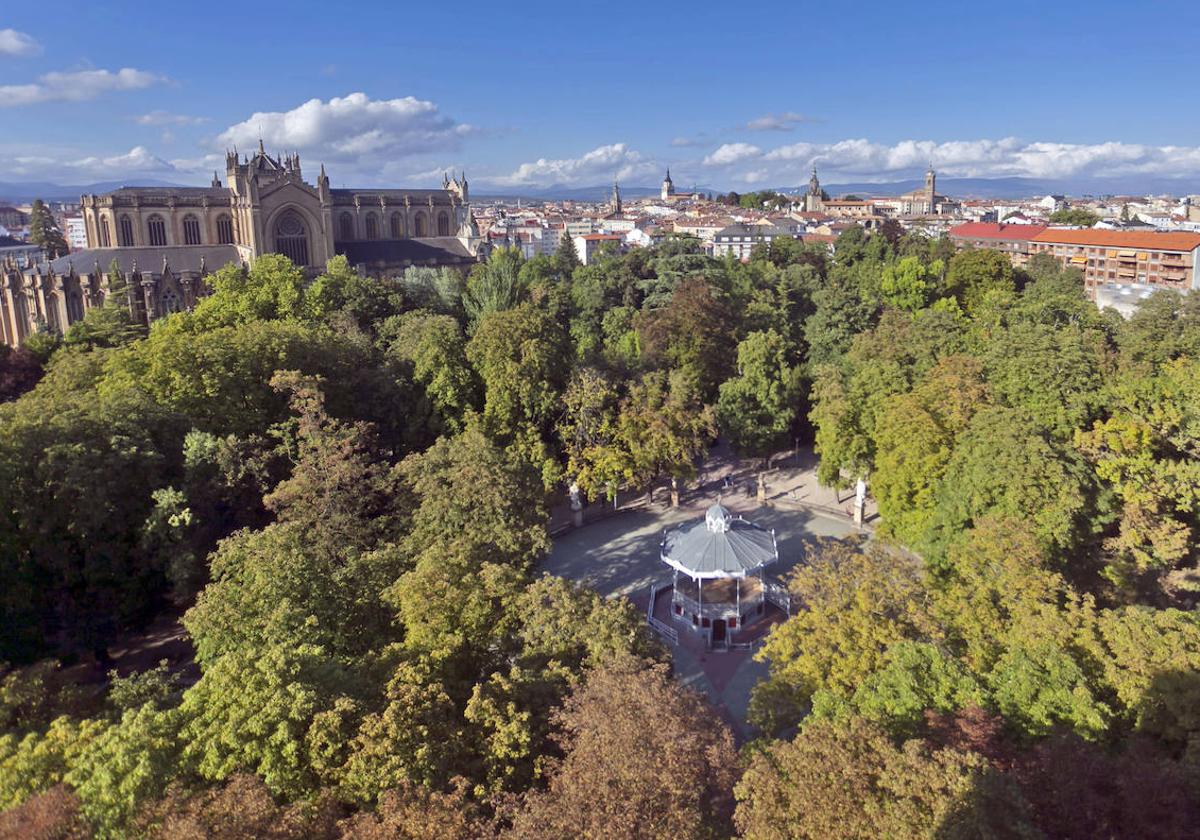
xmin=2 ymin=2 xmax=1200 ymax=192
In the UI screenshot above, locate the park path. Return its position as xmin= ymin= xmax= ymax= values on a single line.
xmin=541 ymin=444 xmax=863 ymax=741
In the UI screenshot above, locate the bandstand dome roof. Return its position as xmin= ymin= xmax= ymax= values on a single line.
xmin=661 ymin=503 xmax=778 ymax=580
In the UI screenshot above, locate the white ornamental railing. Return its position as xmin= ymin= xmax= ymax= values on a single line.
xmin=762 ymin=578 xmax=792 ymax=616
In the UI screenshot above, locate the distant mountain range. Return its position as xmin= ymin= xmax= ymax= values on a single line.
xmin=478 ymin=176 xmax=1200 ymax=202
xmin=5 ymin=175 xmax=1199 ymax=206
xmin=0 ymin=179 xmax=188 ymax=204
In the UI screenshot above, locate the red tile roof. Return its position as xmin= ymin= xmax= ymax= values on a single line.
xmin=949 ymin=222 xmax=1048 ymax=241
xmin=1030 ymin=228 xmax=1200 ymax=251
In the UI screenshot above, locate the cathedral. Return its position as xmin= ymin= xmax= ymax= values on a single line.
xmin=0 ymin=143 xmax=483 ymax=346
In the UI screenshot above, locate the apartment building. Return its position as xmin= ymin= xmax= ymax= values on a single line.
xmin=947 ymin=222 xmax=1048 ymax=266
xmin=710 ymin=223 xmax=794 ymax=261
xmin=1029 ymin=228 xmax=1200 ymax=299
xmin=573 ymin=233 xmax=623 ymax=265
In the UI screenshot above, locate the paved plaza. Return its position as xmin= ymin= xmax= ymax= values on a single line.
xmin=541 ymin=486 xmax=860 ymax=741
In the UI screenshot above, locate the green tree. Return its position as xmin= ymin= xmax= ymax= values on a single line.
xmin=304 ymin=255 xmax=405 ymax=330
xmin=878 ymin=255 xmax=942 ymax=311
xmin=464 ymin=247 xmax=525 ymax=329
xmin=811 ymin=641 xmax=986 ymax=739
xmin=871 ymin=355 xmax=990 ymax=546
xmin=382 ymin=310 xmax=478 ymax=438
xmin=1048 ymin=207 xmax=1101 ymax=227
xmin=944 ymin=249 xmax=1015 ymax=314
xmin=716 ymin=329 xmax=804 ymax=458
xmin=28 ymin=200 xmax=69 ymax=259
xmin=1076 ymin=358 xmax=1200 ymax=593
xmin=925 ymin=405 xmax=1104 ymax=566
xmin=467 ymin=303 xmax=568 ymax=445
xmin=752 ymin=539 xmax=934 ymax=733
xmin=188 ymin=254 xmax=309 ymax=329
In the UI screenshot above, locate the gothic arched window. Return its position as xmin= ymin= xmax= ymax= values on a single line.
xmin=182 ymin=214 xmax=202 ymax=245
xmin=67 ymin=291 xmax=85 ymax=322
xmin=147 ymin=214 xmax=167 ymax=247
xmin=437 ymin=211 xmax=450 ymax=237
xmin=339 ymin=212 xmax=354 ymax=241
xmin=274 ymin=210 xmax=310 ymax=267
xmin=118 ymin=215 xmax=134 ymax=246
xmin=365 ymin=212 xmax=379 ymax=240
xmin=390 ymin=212 xmax=404 ymax=239
xmin=413 ymin=212 xmax=427 ymax=238
xmin=99 ymin=217 xmax=111 ymax=247
xmin=216 ymin=214 xmax=234 ymax=244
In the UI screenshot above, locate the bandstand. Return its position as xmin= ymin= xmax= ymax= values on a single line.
xmin=660 ymin=502 xmax=781 ymax=647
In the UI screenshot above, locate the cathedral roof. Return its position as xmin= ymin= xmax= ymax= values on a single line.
xmin=329 ymin=188 xmax=457 ymax=205
xmin=100 ymin=186 xmax=231 ymax=204
xmin=335 ymin=237 xmax=475 ymax=267
xmin=28 ymin=245 xmax=241 ymax=277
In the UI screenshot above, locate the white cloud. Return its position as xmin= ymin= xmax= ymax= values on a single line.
xmin=135 ymin=110 xmax=207 ymax=126
xmin=215 ymin=92 xmax=471 ymax=171
xmin=490 ymin=143 xmax=656 ymax=187
xmin=0 ymin=143 xmax=180 ymax=182
xmin=0 ymin=67 xmax=164 ymax=106
xmin=754 ymin=137 xmax=1200 ymax=181
xmin=745 ymin=111 xmax=812 ymax=132
xmin=0 ymin=29 xmax=40 ymax=57
xmin=702 ymin=142 xmax=762 ymax=166
xmin=671 ymin=136 xmax=704 ymax=148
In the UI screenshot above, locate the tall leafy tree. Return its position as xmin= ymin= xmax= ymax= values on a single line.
xmin=716 ymin=329 xmax=804 ymax=459
xmin=27 ymin=200 xmax=68 ymax=259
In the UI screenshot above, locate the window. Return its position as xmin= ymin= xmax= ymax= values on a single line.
xmin=67 ymin=292 xmax=84 ymax=322
xmin=216 ymin=214 xmax=234 ymax=244
xmin=437 ymin=211 xmax=450 ymax=237
xmin=182 ymin=214 xmax=202 ymax=245
xmin=365 ymin=212 xmax=379 ymax=240
xmin=339 ymin=212 xmax=354 ymax=240
xmin=274 ymin=210 xmax=310 ymax=267
xmin=160 ymin=287 xmax=182 ymax=314
xmin=414 ymin=213 xmax=427 ymax=237
xmin=147 ymin=214 xmax=167 ymax=247
xmin=99 ymin=217 xmax=111 ymax=247
xmin=390 ymin=212 xmax=404 ymax=239
xmin=119 ymin=215 xmax=134 ymax=246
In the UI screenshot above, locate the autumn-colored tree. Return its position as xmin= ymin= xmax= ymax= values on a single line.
xmin=507 ymin=659 xmax=737 ymax=840
xmin=637 ymin=276 xmax=735 ymax=401
xmin=734 ymin=717 xmax=1035 ymax=840
xmin=134 ymin=774 xmax=345 ymax=840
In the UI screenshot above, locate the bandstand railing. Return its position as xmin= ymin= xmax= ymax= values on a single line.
xmin=762 ymin=578 xmax=792 ymax=616
xmin=646 ymin=580 xmax=679 ymax=645
xmin=671 ymin=588 xmax=763 ymax=620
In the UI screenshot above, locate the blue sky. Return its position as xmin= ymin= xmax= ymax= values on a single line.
xmin=2 ymin=1 xmax=1199 ymax=190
